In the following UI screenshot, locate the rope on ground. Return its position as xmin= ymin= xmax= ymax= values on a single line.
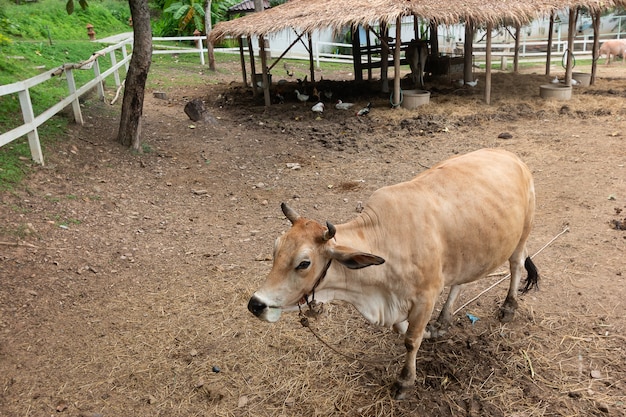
xmin=110 ymin=79 xmax=125 ymax=105
xmin=453 ymin=225 xmax=570 ymax=315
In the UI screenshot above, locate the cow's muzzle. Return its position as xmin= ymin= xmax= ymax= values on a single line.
xmin=247 ymin=296 xmax=266 ymax=317
xmin=247 ymin=295 xmax=282 ymax=322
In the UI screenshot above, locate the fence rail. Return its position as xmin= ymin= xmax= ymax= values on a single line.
xmin=0 ymin=39 xmax=132 ymax=165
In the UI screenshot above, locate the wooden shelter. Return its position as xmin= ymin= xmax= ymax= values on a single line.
xmin=209 ymin=0 xmax=626 ymax=106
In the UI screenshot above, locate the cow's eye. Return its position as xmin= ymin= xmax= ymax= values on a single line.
xmin=296 ymin=260 xmax=311 ymax=270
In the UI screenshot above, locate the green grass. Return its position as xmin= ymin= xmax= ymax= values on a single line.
xmin=0 ymin=139 xmax=31 ymax=191
xmin=0 ymin=0 xmax=132 ymax=190
xmin=0 ymin=0 xmax=131 ymax=42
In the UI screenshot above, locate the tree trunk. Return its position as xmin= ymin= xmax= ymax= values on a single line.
xmin=591 ymin=10 xmax=600 ymax=85
xmin=117 ymin=0 xmax=152 ymax=150
xmin=204 ymin=0 xmax=215 ymax=71
xmin=564 ymin=7 xmax=577 ymax=86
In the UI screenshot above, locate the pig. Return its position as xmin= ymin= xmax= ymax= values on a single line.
xmin=598 ymin=39 xmax=626 ymax=65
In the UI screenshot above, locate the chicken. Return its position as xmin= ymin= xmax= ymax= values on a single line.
xmin=294 ymin=89 xmax=309 ymax=104
xmin=465 ymin=79 xmax=479 ymax=87
xmin=312 ymin=87 xmax=320 ymax=102
xmin=311 ymin=102 xmax=324 ymax=113
xmin=453 ymin=79 xmax=465 ymax=87
xmin=296 ymin=75 xmax=308 ymax=89
xmin=356 ymin=102 xmax=372 ymax=116
xmin=283 ymin=62 xmax=294 ymax=77
xmin=335 ymin=100 xmax=354 ymax=110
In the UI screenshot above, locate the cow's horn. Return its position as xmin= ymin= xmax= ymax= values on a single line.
xmin=323 ymin=221 xmax=336 ymax=241
xmin=281 ymin=203 xmax=300 ymax=224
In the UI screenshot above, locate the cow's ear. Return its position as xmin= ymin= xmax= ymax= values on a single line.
xmin=330 ymin=246 xmax=385 ymax=269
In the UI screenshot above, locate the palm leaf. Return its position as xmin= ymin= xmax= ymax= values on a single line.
xmin=180 ymin=7 xmax=195 ymax=30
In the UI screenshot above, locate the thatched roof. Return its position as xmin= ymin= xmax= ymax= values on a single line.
xmin=209 ymin=0 xmax=626 ymax=42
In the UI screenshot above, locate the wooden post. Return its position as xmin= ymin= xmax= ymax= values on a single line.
xmin=366 ymin=27 xmax=372 ymax=80
xmin=564 ymin=7 xmax=576 ymax=86
xmin=18 ymin=89 xmax=44 ymax=165
xmin=238 ymin=37 xmax=248 ymax=86
xmin=308 ymin=34 xmax=315 ymax=82
xmin=485 ymin=22 xmax=492 ymax=105
xmin=381 ymin=22 xmax=389 ymax=94
xmin=393 ymin=17 xmax=402 ymax=108
xmin=122 ymin=42 xmax=129 ymax=71
xmin=430 ymin=21 xmax=439 ymax=56
xmin=513 ymin=24 xmax=520 ymax=73
xmin=92 ymin=59 xmax=105 ymax=100
xmin=248 ymin=36 xmax=258 ymax=96
xmin=65 ymin=68 xmax=84 ymax=125
xmin=546 ymin=12 xmax=554 ymax=76
xmin=591 ymin=10 xmax=600 ymax=85
xmin=352 ymin=25 xmax=363 ymax=81
xmin=109 ymin=50 xmax=121 ymax=87
xmin=259 ymin=37 xmax=271 ymax=107
xmin=463 ymin=19 xmax=474 ymax=84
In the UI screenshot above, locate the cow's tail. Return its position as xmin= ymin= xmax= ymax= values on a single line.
xmin=520 ymin=257 xmax=539 ymax=294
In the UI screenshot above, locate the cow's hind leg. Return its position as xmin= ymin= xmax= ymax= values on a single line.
xmin=499 ymin=249 xmax=539 ymax=323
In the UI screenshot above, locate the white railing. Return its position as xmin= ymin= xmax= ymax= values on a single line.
xmin=0 ymin=39 xmax=132 ymax=165
xmin=152 ymin=36 xmax=208 ymax=64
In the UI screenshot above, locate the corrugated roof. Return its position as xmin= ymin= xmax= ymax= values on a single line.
xmin=210 ymin=0 xmax=626 ymax=42
xmin=228 ymin=0 xmax=271 ymax=13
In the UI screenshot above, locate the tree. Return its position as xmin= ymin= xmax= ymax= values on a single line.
xmin=165 ymin=0 xmax=205 ymax=34
xmin=117 ymin=0 xmax=152 ymax=150
xmin=65 ymin=0 xmax=151 ymax=150
xmin=204 ymin=0 xmax=215 ymax=70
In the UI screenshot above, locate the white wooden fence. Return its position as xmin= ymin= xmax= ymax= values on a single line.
xmin=0 ymin=39 xmax=132 ymax=165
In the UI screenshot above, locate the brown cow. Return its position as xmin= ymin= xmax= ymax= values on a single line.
xmin=599 ymin=39 xmax=626 ymax=65
xmin=248 ymin=148 xmax=539 ymax=399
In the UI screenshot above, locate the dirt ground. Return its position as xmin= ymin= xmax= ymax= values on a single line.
xmin=1 ymin=58 xmax=625 ymax=417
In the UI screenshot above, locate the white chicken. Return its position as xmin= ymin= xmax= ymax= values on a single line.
xmin=551 ymin=76 xmax=560 ymax=84
xmin=335 ymin=100 xmax=354 ymax=110
xmin=294 ymin=89 xmax=309 ymax=104
xmin=465 ymin=79 xmax=479 ymax=87
xmin=311 ymin=102 xmax=324 ymax=113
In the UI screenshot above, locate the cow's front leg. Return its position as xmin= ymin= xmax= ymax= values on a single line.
xmin=424 ymin=284 xmax=463 ymax=338
xmin=392 ymin=294 xmax=436 ymax=400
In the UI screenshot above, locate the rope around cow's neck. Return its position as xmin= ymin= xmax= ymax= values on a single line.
xmin=298 ymin=225 xmax=570 ymax=365
xmin=299 ymin=308 xmax=397 ymax=365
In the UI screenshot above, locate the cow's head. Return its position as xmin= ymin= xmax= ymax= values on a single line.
xmin=247 ymin=203 xmax=385 ymax=322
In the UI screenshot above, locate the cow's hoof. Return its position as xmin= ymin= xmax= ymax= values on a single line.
xmin=498 ymin=306 xmax=515 ymax=323
xmin=391 ymin=381 xmax=410 ymax=400
xmin=424 ymin=323 xmax=448 ymax=339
